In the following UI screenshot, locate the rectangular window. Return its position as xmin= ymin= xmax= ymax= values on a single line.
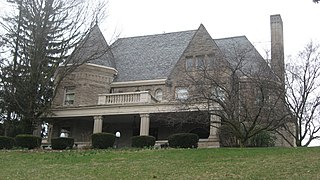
xmin=207 ymin=54 xmax=215 ymax=70
xmin=186 ymin=57 xmax=193 ymax=71
xmin=175 ymin=87 xmax=188 ymax=100
xmin=64 ymin=86 xmax=75 ymax=105
xmin=255 ymin=88 xmax=270 ymax=105
xmin=196 ymin=55 xmax=205 ymax=70
xmin=212 ymin=86 xmax=225 ymax=101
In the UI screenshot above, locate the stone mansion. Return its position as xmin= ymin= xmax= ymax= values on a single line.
xmin=48 ymin=14 xmax=293 ymax=147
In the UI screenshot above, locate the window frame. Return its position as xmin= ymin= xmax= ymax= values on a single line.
xmin=155 ymin=88 xmax=163 ymax=101
xmin=212 ymin=86 xmax=226 ymax=101
xmin=64 ymin=86 xmax=75 ymax=106
xmin=185 ymin=56 xmax=194 ymax=71
xmin=195 ymin=55 xmax=205 ymax=70
xmin=175 ymin=87 xmax=189 ymax=100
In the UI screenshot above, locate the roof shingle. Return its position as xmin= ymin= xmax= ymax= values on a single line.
xmin=111 ymin=30 xmax=196 ymax=82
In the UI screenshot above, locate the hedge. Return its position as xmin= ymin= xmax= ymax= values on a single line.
xmin=15 ymin=134 xmax=41 ymax=149
xmin=168 ymin=133 xmax=199 ymax=148
xmin=51 ymin=137 xmax=74 ymax=150
xmin=131 ymin=136 xmax=155 ymax=148
xmin=91 ymin=133 xmax=115 ymax=149
xmin=0 ymin=136 xmax=15 ymax=149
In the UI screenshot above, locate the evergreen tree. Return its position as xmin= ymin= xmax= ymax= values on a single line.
xmin=0 ymin=0 xmax=107 ymax=135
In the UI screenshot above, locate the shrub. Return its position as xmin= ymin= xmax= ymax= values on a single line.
xmin=248 ymin=131 xmax=276 ymax=147
xmin=218 ymin=124 xmax=239 ymax=147
xmin=131 ymin=136 xmax=155 ymax=148
xmin=15 ymin=134 xmax=41 ymax=149
xmin=0 ymin=136 xmax=14 ymax=149
xmin=91 ymin=133 xmax=115 ymax=149
xmin=168 ymin=133 xmax=199 ymax=148
xmin=51 ymin=137 xmax=74 ymax=150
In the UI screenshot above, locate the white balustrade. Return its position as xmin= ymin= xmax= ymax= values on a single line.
xmin=98 ymin=91 xmax=157 ymax=105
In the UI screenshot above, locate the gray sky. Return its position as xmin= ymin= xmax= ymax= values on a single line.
xmin=100 ymin=0 xmax=320 ymax=58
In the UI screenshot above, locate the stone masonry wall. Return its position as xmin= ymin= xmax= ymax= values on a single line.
xmin=52 ymin=64 xmax=117 ymax=107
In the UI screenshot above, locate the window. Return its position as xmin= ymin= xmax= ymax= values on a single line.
xmin=186 ymin=57 xmax=193 ymax=71
xmin=255 ymin=88 xmax=270 ymax=105
xmin=212 ymin=86 xmax=225 ymax=101
xmin=155 ymin=88 xmax=163 ymax=101
xmin=175 ymin=87 xmax=188 ymax=100
xmin=196 ymin=55 xmax=205 ymax=69
xmin=207 ymin=54 xmax=215 ymax=69
xmin=64 ymin=86 xmax=75 ymax=105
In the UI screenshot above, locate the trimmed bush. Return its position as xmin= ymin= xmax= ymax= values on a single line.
xmin=91 ymin=133 xmax=115 ymax=149
xmin=51 ymin=137 xmax=74 ymax=150
xmin=131 ymin=136 xmax=155 ymax=148
xmin=15 ymin=134 xmax=41 ymax=149
xmin=168 ymin=133 xmax=199 ymax=148
xmin=0 ymin=136 xmax=14 ymax=149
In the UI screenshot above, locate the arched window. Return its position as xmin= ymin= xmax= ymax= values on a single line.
xmin=155 ymin=89 xmax=163 ymax=101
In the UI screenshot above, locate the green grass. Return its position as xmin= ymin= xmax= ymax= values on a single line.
xmin=0 ymin=147 xmax=319 ymax=179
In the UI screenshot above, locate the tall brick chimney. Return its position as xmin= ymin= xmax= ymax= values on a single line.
xmin=270 ymin=14 xmax=284 ymax=83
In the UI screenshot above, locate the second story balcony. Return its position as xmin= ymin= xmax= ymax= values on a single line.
xmin=98 ymin=91 xmax=158 ymax=105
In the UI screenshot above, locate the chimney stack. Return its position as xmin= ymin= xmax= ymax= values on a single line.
xmin=270 ymin=14 xmax=284 ymax=83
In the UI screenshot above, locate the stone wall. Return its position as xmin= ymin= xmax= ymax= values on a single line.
xmin=52 ymin=64 xmax=117 ymax=107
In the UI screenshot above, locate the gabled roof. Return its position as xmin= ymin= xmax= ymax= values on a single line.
xmin=80 ymin=25 xmax=273 ymax=82
xmin=111 ymin=30 xmax=197 ymax=82
xmin=71 ymin=25 xmax=116 ymax=69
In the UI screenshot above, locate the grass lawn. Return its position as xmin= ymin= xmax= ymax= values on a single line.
xmin=0 ymin=147 xmax=319 ymax=179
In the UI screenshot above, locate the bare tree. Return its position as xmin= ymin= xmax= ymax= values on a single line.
xmin=174 ymin=39 xmax=289 ymax=147
xmin=0 ymin=0 xmax=110 ymax=136
xmin=283 ymin=41 xmax=320 ymax=147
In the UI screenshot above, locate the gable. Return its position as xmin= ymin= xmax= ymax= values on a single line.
xmin=111 ymin=30 xmax=196 ymax=82
xmin=168 ymin=25 xmax=223 ymax=81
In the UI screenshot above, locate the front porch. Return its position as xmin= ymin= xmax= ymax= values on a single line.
xmin=49 ymin=91 xmax=220 ymax=148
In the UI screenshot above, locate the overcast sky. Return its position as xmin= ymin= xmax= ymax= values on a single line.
xmin=100 ymin=0 xmax=320 ymax=58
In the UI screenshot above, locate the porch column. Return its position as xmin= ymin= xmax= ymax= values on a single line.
xmin=208 ymin=114 xmax=220 ymax=147
xmin=93 ymin=115 xmax=103 ymax=134
xmin=139 ymin=113 xmax=150 ymax=136
xmin=47 ymin=124 xmax=53 ymax=143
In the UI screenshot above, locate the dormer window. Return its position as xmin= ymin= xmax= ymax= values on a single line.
xmin=64 ymin=86 xmax=75 ymax=105
xmin=207 ymin=54 xmax=215 ymax=69
xmin=186 ymin=56 xmax=193 ymax=71
xmin=196 ymin=55 xmax=205 ymax=70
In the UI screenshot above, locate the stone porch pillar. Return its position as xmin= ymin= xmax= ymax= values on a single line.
xmin=208 ymin=114 xmax=221 ymax=147
xmin=47 ymin=124 xmax=53 ymax=143
xmin=139 ymin=113 xmax=150 ymax=136
xmin=93 ymin=115 xmax=103 ymax=134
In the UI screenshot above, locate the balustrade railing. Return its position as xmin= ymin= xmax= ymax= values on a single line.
xmin=98 ymin=91 xmax=158 ymax=105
